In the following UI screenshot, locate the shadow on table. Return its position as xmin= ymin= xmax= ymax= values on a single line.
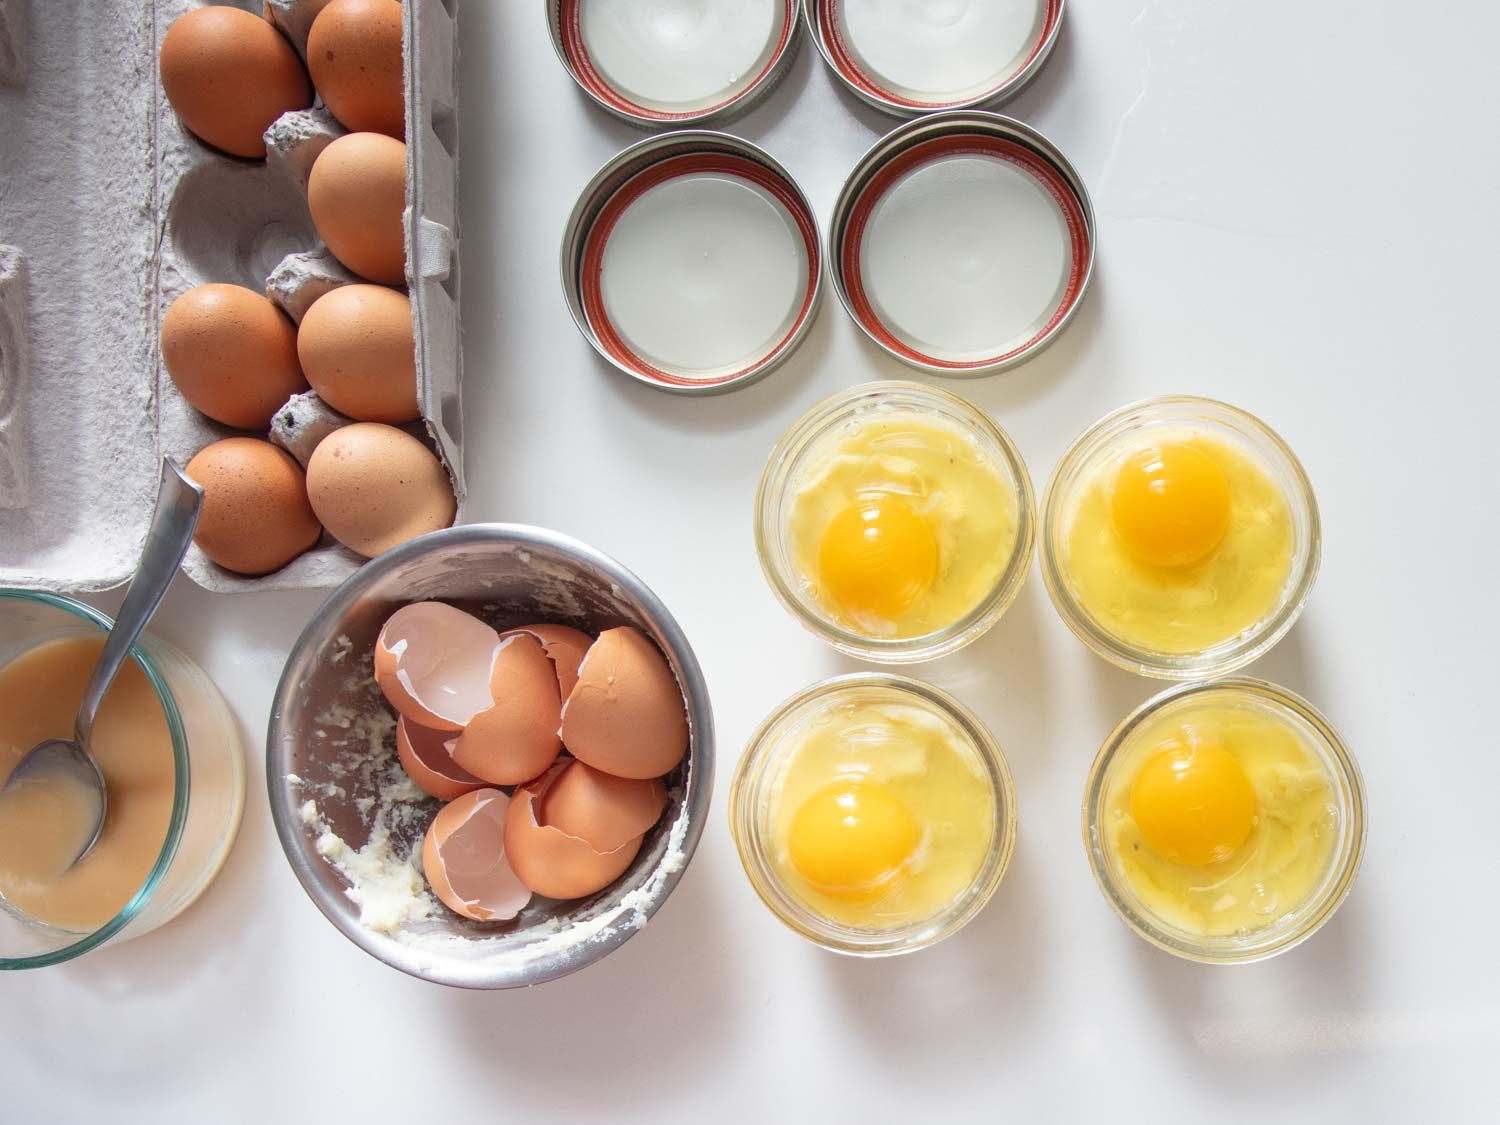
xmin=819 ymin=840 xmax=1045 ymax=1058
xmin=436 ymin=846 xmax=746 ymax=1101
xmin=1131 ymin=889 xmax=1371 ymax=1081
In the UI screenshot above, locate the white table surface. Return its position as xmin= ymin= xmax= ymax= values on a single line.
xmin=8 ymin=1 xmax=1500 ymax=1120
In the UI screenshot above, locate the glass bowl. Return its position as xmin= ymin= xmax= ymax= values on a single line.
xmin=0 ymin=591 xmax=245 ymax=970
xmin=1040 ymin=395 xmax=1321 ymax=679
xmin=730 ymin=673 xmax=1016 ymax=956
xmin=266 ymin=523 xmax=714 ymax=989
xmin=755 ymin=381 xmax=1035 ymax=663
xmin=1083 ymin=677 xmax=1366 ymax=964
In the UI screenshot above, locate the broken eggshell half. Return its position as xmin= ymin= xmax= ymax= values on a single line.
xmin=396 ymin=714 xmax=487 ymax=802
xmin=450 ymin=632 xmax=563 ymax=786
xmin=506 ymin=623 xmax=593 ymax=700
xmin=374 ymin=601 xmax=499 ymax=732
xmin=544 ymin=759 xmax=668 ymax=853
xmin=503 ymin=761 xmax=655 ymax=900
xmin=421 ymin=788 xmax=531 ymax=922
xmin=561 ymin=627 xmax=689 ymax=780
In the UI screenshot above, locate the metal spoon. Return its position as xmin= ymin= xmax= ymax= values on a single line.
xmin=0 ymin=459 xmax=202 ymax=867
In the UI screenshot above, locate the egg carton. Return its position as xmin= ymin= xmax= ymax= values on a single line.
xmin=0 ymin=0 xmax=464 ymax=594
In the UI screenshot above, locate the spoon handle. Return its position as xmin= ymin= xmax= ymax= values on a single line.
xmin=74 ymin=458 xmax=204 ymax=748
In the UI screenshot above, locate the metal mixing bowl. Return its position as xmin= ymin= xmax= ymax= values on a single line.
xmin=266 ymin=524 xmax=713 ymax=988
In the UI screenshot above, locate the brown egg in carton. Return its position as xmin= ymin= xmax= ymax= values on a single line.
xmin=157 ymin=0 xmax=465 ymax=591
xmin=0 ymin=0 xmax=463 ymax=593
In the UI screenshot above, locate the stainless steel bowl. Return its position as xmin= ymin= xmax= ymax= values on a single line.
xmin=266 ymin=524 xmax=713 ymax=989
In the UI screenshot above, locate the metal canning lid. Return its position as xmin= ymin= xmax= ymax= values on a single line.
xmin=828 ymin=111 xmax=1095 ymax=376
xmin=806 ymin=0 xmax=1064 ymax=117
xmin=561 ymin=131 xmax=824 ymax=395
xmin=547 ymin=0 xmax=803 ymax=128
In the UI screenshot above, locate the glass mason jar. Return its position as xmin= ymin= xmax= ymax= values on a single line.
xmin=755 ymin=381 xmax=1035 ymax=663
xmin=730 ymin=673 xmax=1017 ymax=956
xmin=1041 ymin=396 xmax=1321 ymax=679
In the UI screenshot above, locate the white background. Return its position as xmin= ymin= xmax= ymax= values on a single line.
xmin=7 ymin=1 xmax=1500 ymax=1120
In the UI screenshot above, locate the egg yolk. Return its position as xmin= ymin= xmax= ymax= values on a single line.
xmin=1129 ymin=740 xmax=1257 ymax=867
xmin=817 ymin=495 xmax=939 ymax=620
xmin=1111 ymin=443 xmax=1232 ymax=568
xmin=788 ymin=780 xmax=920 ymax=899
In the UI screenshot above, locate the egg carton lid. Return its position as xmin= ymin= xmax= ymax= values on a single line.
xmin=0 ymin=0 xmax=465 ymax=594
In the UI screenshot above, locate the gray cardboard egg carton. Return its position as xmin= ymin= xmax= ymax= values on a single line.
xmin=0 ymin=0 xmax=464 ymax=594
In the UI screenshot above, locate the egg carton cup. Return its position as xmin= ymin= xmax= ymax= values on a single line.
xmin=0 ymin=0 xmax=465 ymax=594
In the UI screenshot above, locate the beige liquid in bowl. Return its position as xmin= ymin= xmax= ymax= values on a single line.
xmin=0 ymin=636 xmax=174 ymax=932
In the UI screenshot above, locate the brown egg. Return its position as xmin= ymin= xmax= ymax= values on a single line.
xmin=503 ymin=764 xmax=643 ymax=900
xmin=542 ymin=760 xmax=667 ymax=853
xmin=297 ymin=284 xmax=418 ymax=423
xmin=308 ymin=133 xmax=407 ymax=284
xmin=422 ymin=789 xmax=530 ymax=922
xmin=561 ymin=627 xmax=689 ymax=780
xmin=160 ymin=7 xmax=312 ymax=159
xmin=396 ymin=715 xmax=486 ymax=802
xmin=506 ymin=624 xmax=594 ymax=700
xmin=308 ymin=0 xmax=405 ymax=138
xmin=305 ymin=422 xmax=455 ymax=557
xmin=162 ymin=284 xmax=308 ymax=429
xmin=185 ymin=438 xmax=322 ymax=575
xmin=452 ymin=634 xmax=563 ymax=786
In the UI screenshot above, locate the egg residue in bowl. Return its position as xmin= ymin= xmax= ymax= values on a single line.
xmin=786 ymin=410 xmax=1019 ymax=638
xmin=1061 ymin=433 xmax=1294 ymax=655
xmin=1101 ymin=695 xmax=1341 ymax=938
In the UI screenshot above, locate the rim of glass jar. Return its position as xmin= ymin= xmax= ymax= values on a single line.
xmin=0 ymin=590 xmax=191 ymax=970
xmin=730 ymin=672 xmax=1017 ymax=956
xmin=1082 ymin=676 xmax=1367 ymax=965
xmin=754 ymin=381 xmax=1036 ymax=664
xmin=1040 ymin=395 xmax=1322 ymax=680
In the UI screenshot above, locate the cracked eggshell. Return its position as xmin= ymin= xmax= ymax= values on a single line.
xmin=396 ymin=715 xmax=486 ymax=802
xmin=561 ymin=627 xmax=689 ymax=780
xmin=542 ymin=760 xmax=667 ymax=854
xmin=503 ymin=764 xmax=644 ymax=900
xmin=422 ymin=789 xmax=530 ymax=922
xmin=373 ymin=601 xmax=499 ymax=732
xmin=506 ymin=624 xmax=593 ymax=700
xmin=451 ymin=634 xmax=562 ymax=786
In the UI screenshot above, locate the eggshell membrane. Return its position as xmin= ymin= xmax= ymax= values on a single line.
xmin=507 ymin=624 xmax=592 ymax=700
xmin=422 ymin=789 xmax=530 ymax=922
xmin=297 ymin=284 xmax=418 ymax=423
xmin=185 ymin=438 xmax=322 ymax=575
xmin=561 ymin=627 xmax=689 ymax=780
xmin=396 ymin=715 xmax=486 ymax=802
xmin=451 ymin=634 xmax=562 ymax=786
xmin=160 ymin=6 xmax=312 ymax=158
xmin=503 ymin=764 xmax=644 ymax=900
xmin=307 ymin=132 xmax=407 ymax=284
xmin=308 ymin=0 xmax=406 ymax=138
xmin=541 ymin=760 xmax=667 ymax=853
xmin=162 ymin=284 xmax=309 ymax=429
xmin=305 ymin=423 xmax=457 ymax=558
xmin=373 ymin=601 xmax=499 ymax=731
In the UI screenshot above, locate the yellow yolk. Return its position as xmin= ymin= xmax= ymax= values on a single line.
xmin=768 ymin=696 xmax=996 ymax=931
xmin=1129 ymin=740 xmax=1257 ymax=867
xmin=1060 ymin=434 xmax=1295 ymax=656
xmin=1111 ymin=442 xmax=1232 ymax=568
xmin=817 ymin=495 xmax=939 ymax=621
xmin=788 ymin=780 xmax=920 ymax=899
xmin=786 ymin=410 xmax=1019 ymax=640
xmin=1104 ymin=699 xmax=1341 ymax=938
